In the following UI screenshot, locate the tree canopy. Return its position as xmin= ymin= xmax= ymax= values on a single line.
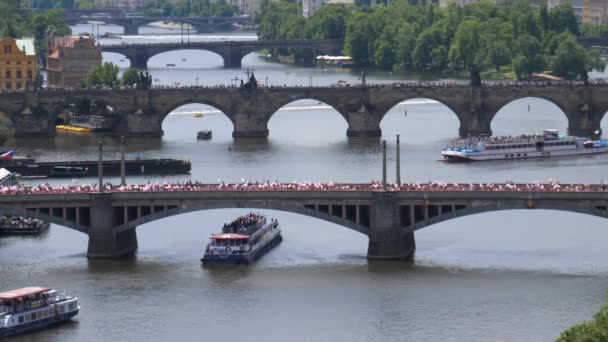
xmin=83 ymin=62 xmax=120 ymax=88
xmin=258 ymin=0 xmax=605 ymax=83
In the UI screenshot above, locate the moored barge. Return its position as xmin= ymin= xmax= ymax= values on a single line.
xmin=0 ymin=156 xmax=191 ymax=178
xmin=201 ymin=213 xmax=282 ymax=265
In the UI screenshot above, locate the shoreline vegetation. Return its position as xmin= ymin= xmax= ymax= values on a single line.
xmin=257 ymin=0 xmax=605 ymax=83
xmin=557 ymin=296 xmax=608 ymax=341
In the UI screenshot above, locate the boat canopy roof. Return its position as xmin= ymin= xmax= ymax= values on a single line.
xmin=210 ymin=233 xmax=249 ymax=240
xmin=0 ymin=287 xmax=50 ymax=300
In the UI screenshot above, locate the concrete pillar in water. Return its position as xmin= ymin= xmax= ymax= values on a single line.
xmin=367 ymin=192 xmax=415 ymax=260
xmin=87 ymin=194 xmax=138 ymax=258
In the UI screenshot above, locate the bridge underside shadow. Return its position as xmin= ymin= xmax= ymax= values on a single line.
xmin=400 ymin=201 xmax=608 ymax=233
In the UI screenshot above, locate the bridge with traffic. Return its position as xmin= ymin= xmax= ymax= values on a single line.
xmin=0 ymin=182 xmax=606 ymax=259
xmin=0 ymin=83 xmax=607 ymax=138
xmin=101 ymin=39 xmax=343 ymax=68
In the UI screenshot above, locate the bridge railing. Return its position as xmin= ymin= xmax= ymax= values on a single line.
xmin=0 ymin=181 xmax=607 ymax=196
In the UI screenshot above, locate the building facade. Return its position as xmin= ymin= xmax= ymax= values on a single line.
xmin=582 ymin=0 xmax=608 ymax=25
xmin=94 ymin=0 xmax=147 ymax=8
xmin=0 ymin=38 xmax=37 ymax=91
xmin=47 ymin=37 xmax=102 ymax=89
xmin=303 ymin=0 xmax=324 ymax=18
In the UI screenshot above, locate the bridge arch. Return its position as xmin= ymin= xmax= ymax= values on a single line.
xmin=161 ymin=102 xmax=234 ymax=139
xmin=114 ymin=202 xmax=370 ymax=236
xmin=0 ymin=207 xmax=86 ymax=234
xmin=490 ymin=97 xmax=569 ymax=136
xmin=147 ymin=49 xmax=224 ymax=69
xmin=406 ymin=203 xmax=608 ymax=233
xmin=267 ymin=99 xmax=348 ymax=139
xmin=379 ymin=98 xmax=462 ymax=140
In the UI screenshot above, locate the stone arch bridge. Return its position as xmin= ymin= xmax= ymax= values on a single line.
xmin=101 ymin=40 xmax=343 ymax=68
xmin=64 ymin=16 xmax=250 ymax=35
xmin=1 ymin=186 xmax=607 ymax=259
xmin=1 ymin=84 xmax=608 ymax=138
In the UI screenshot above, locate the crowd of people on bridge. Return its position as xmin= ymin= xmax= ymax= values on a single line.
xmin=0 ymin=180 xmax=607 ymax=195
xmin=3 ymin=79 xmax=608 ymax=94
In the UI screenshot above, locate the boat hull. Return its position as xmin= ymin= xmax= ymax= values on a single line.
xmin=442 ymin=146 xmax=608 ymax=162
xmin=0 ymin=310 xmax=78 ymax=337
xmin=201 ymin=233 xmax=282 ymax=265
xmin=0 ymin=222 xmax=50 ymax=235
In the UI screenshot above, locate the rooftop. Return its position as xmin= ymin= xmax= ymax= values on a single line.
xmin=0 ymin=287 xmax=50 ymax=300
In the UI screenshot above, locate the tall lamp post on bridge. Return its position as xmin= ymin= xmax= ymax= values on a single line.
xmin=120 ymin=136 xmax=126 ymax=186
xmin=98 ymin=141 xmax=104 ymax=193
xmin=382 ymin=140 xmax=387 ymax=190
xmin=396 ymin=134 xmax=401 ymax=185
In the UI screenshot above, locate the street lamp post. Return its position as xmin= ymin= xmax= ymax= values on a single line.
xmin=120 ymin=136 xmax=126 ymax=186
xmin=382 ymin=140 xmax=387 ymax=190
xmin=396 ymin=134 xmax=401 ymax=185
xmin=98 ymin=141 xmax=104 ymax=192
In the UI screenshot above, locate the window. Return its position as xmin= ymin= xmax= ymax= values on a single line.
xmin=31 ymin=312 xmax=36 ymax=320
xmin=27 ymin=70 xmax=32 ymax=80
xmin=18 ymin=315 xmax=24 ymax=323
xmin=517 ymin=154 xmax=521 ymax=157
xmin=16 ymin=82 xmax=21 ymax=89
xmin=5 ymin=70 xmax=10 ymax=79
xmin=6 ymin=82 xmax=11 ymax=89
xmin=17 ymin=61 xmax=20 ymax=65
xmin=27 ymin=61 xmax=31 ymax=64
xmin=16 ymin=70 xmax=21 ymax=79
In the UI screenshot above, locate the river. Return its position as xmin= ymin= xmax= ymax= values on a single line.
xmin=1 ymin=26 xmax=608 ymax=341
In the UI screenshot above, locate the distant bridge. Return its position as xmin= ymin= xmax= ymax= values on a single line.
xmin=1 ymin=184 xmax=608 ymax=259
xmin=65 ymin=14 xmax=250 ymax=35
xmin=101 ymin=39 xmax=343 ymax=68
xmin=0 ymin=83 xmax=606 ymax=138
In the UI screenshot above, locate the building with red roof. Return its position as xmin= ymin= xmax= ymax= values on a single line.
xmin=47 ymin=36 xmax=102 ymax=89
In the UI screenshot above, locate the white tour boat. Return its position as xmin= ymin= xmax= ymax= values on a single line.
xmin=0 ymin=287 xmax=80 ymax=337
xmin=442 ymin=130 xmax=608 ymax=162
xmin=201 ymin=213 xmax=282 ymax=265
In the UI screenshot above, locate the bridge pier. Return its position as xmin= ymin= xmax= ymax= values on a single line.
xmin=87 ymin=194 xmax=138 ymax=258
xmin=123 ymin=24 xmax=139 ymax=35
xmin=458 ymin=111 xmax=492 ymax=137
xmin=367 ymin=192 xmax=415 ymax=260
xmin=231 ymin=112 xmax=269 ymax=138
xmin=222 ymin=48 xmax=243 ymax=68
xmin=345 ymin=108 xmax=382 ymax=137
xmin=567 ymin=111 xmax=602 ymax=138
xmin=129 ymin=53 xmax=149 ymax=69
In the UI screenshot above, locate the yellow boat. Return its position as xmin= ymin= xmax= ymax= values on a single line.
xmin=55 ymin=125 xmax=93 ymax=133
xmin=193 ymin=113 xmax=204 ymax=118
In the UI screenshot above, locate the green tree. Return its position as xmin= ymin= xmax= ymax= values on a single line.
xmin=557 ymin=295 xmax=608 ymax=341
xmin=549 ymin=32 xmax=606 ymax=83
xmin=83 ymin=62 xmax=120 ymax=88
xmin=121 ymin=68 xmax=140 ymax=86
xmin=549 ymin=4 xmax=579 ymax=35
xmin=511 ymin=34 xmax=544 ymax=80
xmin=449 ymin=18 xmax=484 ymax=85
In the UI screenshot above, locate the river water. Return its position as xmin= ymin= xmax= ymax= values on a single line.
xmin=2 ymin=26 xmax=608 ymax=341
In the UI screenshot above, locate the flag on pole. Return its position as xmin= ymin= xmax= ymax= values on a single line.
xmin=1 ymin=150 xmax=14 ymax=159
